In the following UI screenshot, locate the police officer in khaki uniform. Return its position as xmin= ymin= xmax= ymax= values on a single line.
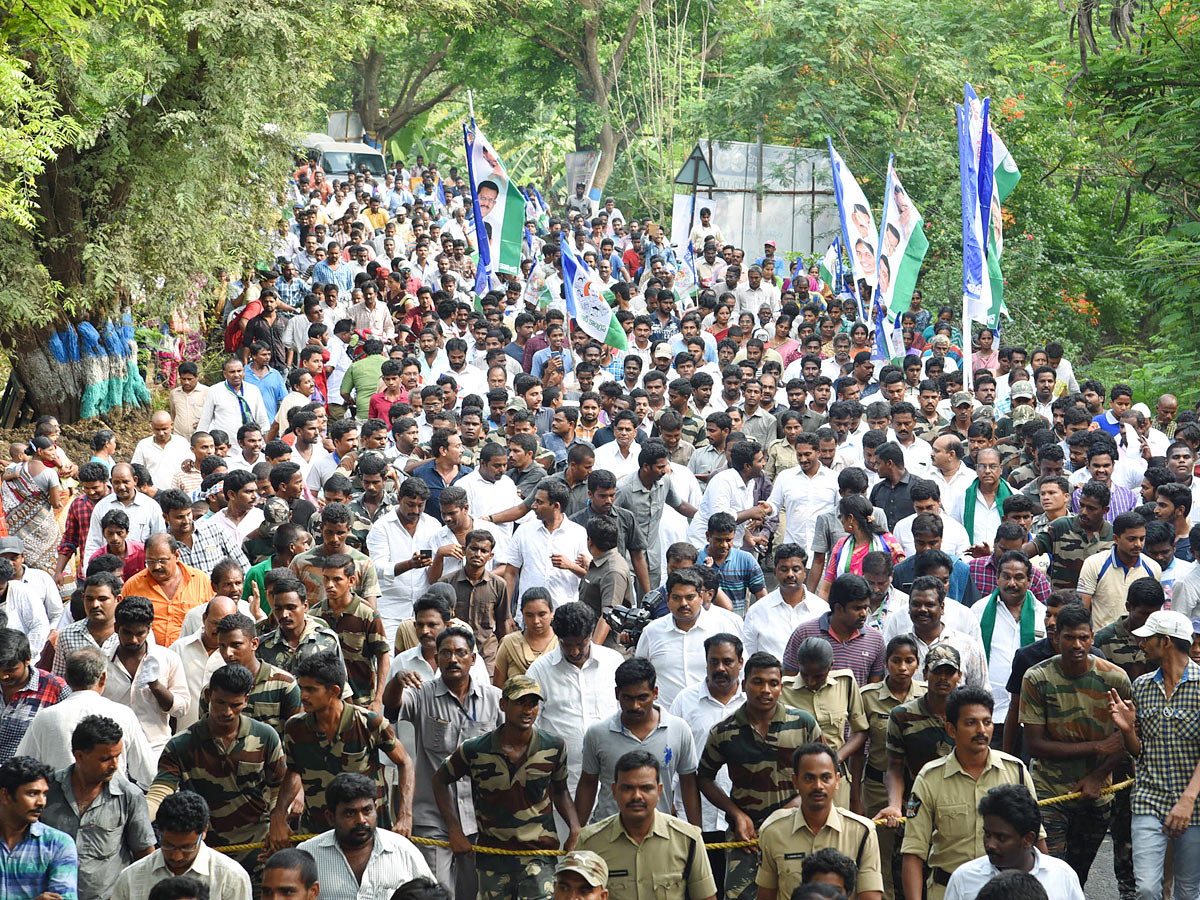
xmin=578 ymin=749 xmax=717 ymax=900
xmin=780 ymin=637 xmax=868 ymax=810
xmin=554 ymin=850 xmax=610 ymax=900
xmin=900 ymin=684 xmax=1043 ymax=900
xmin=755 ymin=742 xmax=883 ymax=900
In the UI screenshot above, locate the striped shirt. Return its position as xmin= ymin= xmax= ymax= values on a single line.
xmin=297 ymin=828 xmax=432 ymax=900
xmin=0 ymin=820 xmax=78 ymax=900
xmin=781 ymin=613 xmax=886 ymax=684
xmin=702 ymin=546 xmax=766 ymax=615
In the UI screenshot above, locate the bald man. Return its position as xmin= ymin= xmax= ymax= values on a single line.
xmin=131 ymin=410 xmax=193 ymax=490
xmin=171 ymin=594 xmax=239 ymax=729
xmin=83 ymin=462 xmax=167 ymax=561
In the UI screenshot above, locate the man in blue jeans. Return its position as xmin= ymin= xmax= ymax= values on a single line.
xmin=1109 ymin=607 xmax=1200 ymax=900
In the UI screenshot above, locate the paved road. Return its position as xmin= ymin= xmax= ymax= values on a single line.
xmin=1087 ymin=838 xmax=1122 ymax=900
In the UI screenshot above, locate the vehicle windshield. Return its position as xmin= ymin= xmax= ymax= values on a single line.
xmin=321 ymin=151 xmax=385 ymax=176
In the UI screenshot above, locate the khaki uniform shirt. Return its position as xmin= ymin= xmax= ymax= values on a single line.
xmin=780 ymin=669 xmax=867 ymax=807
xmin=901 ymin=748 xmax=1039 ymax=893
xmin=756 ymin=804 xmax=884 ymax=898
xmin=578 ymin=810 xmax=717 ymax=900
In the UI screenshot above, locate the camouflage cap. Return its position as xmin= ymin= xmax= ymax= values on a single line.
xmin=951 ymin=391 xmax=973 ymax=409
xmin=1010 ymin=381 xmax=1035 ymax=400
xmin=556 ymin=850 xmax=609 ymax=887
xmin=1011 ymin=405 xmax=1042 ymax=426
xmin=507 ymin=396 xmax=528 ymax=412
xmin=260 ymin=497 xmax=291 ymax=538
xmin=502 ymin=674 xmax=544 ymax=702
xmin=972 ymin=405 xmax=996 ymax=422
xmin=925 ymin=643 xmax=962 ymax=672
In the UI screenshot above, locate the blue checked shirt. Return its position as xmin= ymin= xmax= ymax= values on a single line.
xmin=0 ymin=820 xmax=78 ymax=900
xmin=1131 ymin=660 xmax=1200 ymax=825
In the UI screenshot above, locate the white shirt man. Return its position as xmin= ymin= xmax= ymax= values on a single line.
xmin=526 ymin=643 xmax=624 ymax=791
xmin=112 ymin=841 xmax=251 ymax=900
xmin=944 ymin=847 xmax=1085 ymax=900
xmin=892 ymin=512 xmax=971 ymax=559
xmin=634 ymin=607 xmax=726 ymax=708
xmin=10 ymin=563 xmax=62 ymax=634
xmin=669 ymin=679 xmax=744 ymax=832
xmin=101 ymin=641 xmax=190 ymax=757
xmin=131 ymin=432 xmax=193 ymax=491
xmin=0 ymin=580 xmax=50 ymax=655
xmin=765 ymin=463 xmax=839 ymax=552
xmin=17 ymin=679 xmax=156 ymax=788
xmin=457 ymin=469 xmax=523 ymax=535
xmin=366 ymin=508 xmax=445 ymax=642
xmin=687 ymin=468 xmax=756 ymax=550
xmin=742 ymin=588 xmax=829 ymax=660
xmin=929 ymin=443 xmax=977 ymax=515
xmin=972 ymin=594 xmax=1046 ymax=724
xmin=196 ymin=380 xmax=269 ymax=438
xmin=898 ymin=436 xmax=934 ymax=477
xmin=495 ymin=516 xmax=589 ymax=608
xmin=593 ymin=440 xmax=641 ymax=481
xmin=882 ymin=597 xmax=983 ymax=644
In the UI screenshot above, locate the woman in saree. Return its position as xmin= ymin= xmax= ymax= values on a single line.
xmin=2 ymin=437 xmax=64 ymax=571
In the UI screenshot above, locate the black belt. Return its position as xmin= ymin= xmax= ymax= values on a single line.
xmin=932 ymin=867 xmax=953 ymax=887
xmin=865 ymin=763 xmax=885 ymax=781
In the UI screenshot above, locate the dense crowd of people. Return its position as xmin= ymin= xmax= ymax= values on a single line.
xmin=1 ymin=154 xmax=1199 ymax=900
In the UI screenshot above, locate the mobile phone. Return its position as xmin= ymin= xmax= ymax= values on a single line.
xmin=418 ymin=549 xmax=433 ymax=561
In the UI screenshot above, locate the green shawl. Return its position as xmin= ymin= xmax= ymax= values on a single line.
xmin=962 ymin=477 xmax=1013 ymax=543
xmin=979 ymin=589 xmax=1037 ymax=662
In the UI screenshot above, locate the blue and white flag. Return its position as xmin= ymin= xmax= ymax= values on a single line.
xmin=560 ymin=235 xmax=627 ymax=350
xmin=828 ymin=138 xmax=877 ymax=320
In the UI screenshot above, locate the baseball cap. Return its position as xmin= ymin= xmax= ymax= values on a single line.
xmin=0 ymin=537 xmax=25 ymax=555
xmin=259 ymin=498 xmax=291 ymax=539
xmin=972 ymin=405 xmax=996 ymax=422
xmin=951 ymin=391 xmax=973 ymax=409
xmin=1192 ymin=618 xmax=1200 ymax=636
xmin=1011 ymin=406 xmax=1042 ymax=425
xmin=1132 ymin=610 xmax=1194 ymax=641
xmin=764 ymin=240 xmax=777 ymax=248
xmin=1010 ymin=381 xmax=1035 ymax=400
xmin=925 ymin=644 xmax=962 ymax=672
xmin=506 ymin=396 xmax=528 ymax=412
xmin=502 ymin=675 xmax=544 ymax=702
xmin=653 ymin=343 xmax=673 ymax=360
xmin=556 ymin=851 xmax=609 ymax=887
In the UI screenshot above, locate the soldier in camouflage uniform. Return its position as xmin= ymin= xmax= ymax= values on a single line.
xmin=292 ymin=500 xmax=381 ymax=604
xmin=148 ymin=663 xmax=285 ymax=880
xmin=1018 ymin=602 xmax=1132 ymax=889
xmin=310 ymin=553 xmax=391 ymax=709
xmin=347 ymin=451 xmax=397 ymax=520
xmin=1092 ymin=578 xmax=1164 ymax=900
xmin=696 ymin=651 xmax=821 ymax=900
xmin=270 ymin=650 xmax=414 ymax=846
xmin=435 ymin=675 xmax=580 ymax=900
xmin=206 ymin=612 xmax=301 ymax=738
xmin=1024 ymin=483 xmax=1113 ymax=591
xmin=256 ymin=575 xmax=346 ymax=677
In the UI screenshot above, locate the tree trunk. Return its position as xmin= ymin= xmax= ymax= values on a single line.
xmin=12 ymin=338 xmax=87 ymax=423
xmin=593 ymin=120 xmax=620 ymax=195
xmin=353 ymin=46 xmax=384 ymax=141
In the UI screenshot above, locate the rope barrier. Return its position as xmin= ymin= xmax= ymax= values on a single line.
xmin=212 ymin=777 xmax=1135 ymax=856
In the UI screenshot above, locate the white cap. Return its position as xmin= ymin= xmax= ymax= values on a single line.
xmin=1132 ymin=610 xmax=1194 ymax=642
